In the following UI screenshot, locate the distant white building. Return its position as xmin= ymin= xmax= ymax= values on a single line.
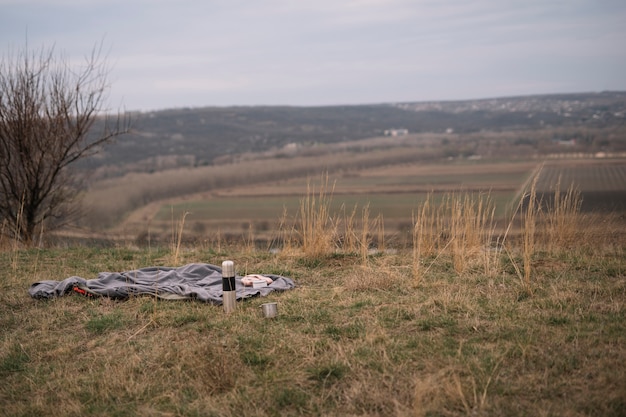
xmin=553 ymin=138 xmax=576 ymax=146
xmin=384 ymin=128 xmax=409 ymax=137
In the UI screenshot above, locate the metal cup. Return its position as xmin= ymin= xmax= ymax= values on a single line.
xmin=260 ymin=302 xmax=278 ymax=318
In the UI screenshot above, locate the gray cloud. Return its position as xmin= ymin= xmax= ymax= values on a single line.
xmin=1 ymin=0 xmax=625 ymax=111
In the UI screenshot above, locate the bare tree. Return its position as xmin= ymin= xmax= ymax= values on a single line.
xmin=0 ymin=43 xmax=129 ymax=244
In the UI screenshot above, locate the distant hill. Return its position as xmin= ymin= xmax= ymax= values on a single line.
xmin=80 ymin=91 xmax=626 ymax=178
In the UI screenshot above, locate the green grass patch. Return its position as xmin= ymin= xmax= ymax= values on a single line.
xmin=85 ymin=310 xmax=126 ymax=334
xmin=0 ymin=343 xmax=30 ymax=376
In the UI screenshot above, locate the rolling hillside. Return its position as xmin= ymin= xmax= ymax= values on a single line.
xmin=79 ymin=91 xmax=626 ymax=180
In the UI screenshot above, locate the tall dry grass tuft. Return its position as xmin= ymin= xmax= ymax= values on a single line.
xmin=297 ymin=173 xmax=337 ymax=258
xmin=521 ymin=175 xmax=538 ymax=295
xmin=412 ymin=192 xmax=497 ymax=282
xmin=449 ymin=356 xmax=504 ymax=415
xmin=448 ymin=194 xmax=465 ymax=274
xmin=341 ymin=203 xmax=359 ymax=254
xmin=544 ymin=176 xmax=583 ymax=249
xmin=274 ymin=173 xmax=383 ymax=260
xmin=411 ymin=193 xmax=452 ymax=283
xmin=415 ymin=193 xmax=439 ymax=258
xmin=446 ymin=192 xmax=497 ymax=275
xmin=412 ymin=193 xmax=433 ymax=283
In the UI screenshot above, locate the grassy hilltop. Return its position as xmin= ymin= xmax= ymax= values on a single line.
xmin=1 ymin=173 xmax=625 ymax=416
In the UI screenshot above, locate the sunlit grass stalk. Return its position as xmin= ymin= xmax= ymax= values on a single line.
xmin=420 ymin=193 xmax=439 ymax=255
xmin=244 ymin=222 xmax=255 ymax=253
xmin=31 ymin=220 xmax=46 ymax=278
xmin=412 ymin=193 xmax=434 ymax=283
xmin=11 ymin=192 xmax=26 ymax=273
xmin=521 ymin=174 xmax=539 ymax=294
xmin=273 ymin=206 xmax=294 ymax=255
xmin=481 ymin=203 xmax=499 ymax=278
xmin=450 ymin=194 xmax=466 ymax=274
xmin=342 ymin=203 xmax=359 ymax=254
xmin=360 ymin=203 xmax=370 ymax=264
xmin=499 ymin=166 xmax=543 ymax=295
xmin=170 ymin=209 xmax=190 ymax=265
xmin=376 ymin=213 xmax=385 ymax=253
xmin=216 ymin=227 xmax=222 ymax=254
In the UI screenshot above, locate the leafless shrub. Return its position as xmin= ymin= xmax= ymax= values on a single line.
xmin=0 ymin=42 xmax=128 ymax=243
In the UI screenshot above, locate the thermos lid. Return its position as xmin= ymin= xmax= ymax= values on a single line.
xmin=221 ymin=260 xmax=235 ymax=277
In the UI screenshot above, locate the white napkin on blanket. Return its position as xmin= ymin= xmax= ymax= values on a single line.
xmin=241 ymin=274 xmax=274 ymax=287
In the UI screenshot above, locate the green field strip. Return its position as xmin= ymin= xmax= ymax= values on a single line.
xmin=155 ymin=191 xmax=517 ymax=223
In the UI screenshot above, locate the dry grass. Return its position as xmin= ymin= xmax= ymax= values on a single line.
xmin=543 ymin=176 xmax=583 ymax=249
xmin=297 ymin=173 xmax=337 ymax=258
xmin=448 ymin=192 xmax=497 ymax=275
xmin=412 ymin=193 xmax=434 ymax=283
xmin=279 ymin=173 xmax=378 ymax=262
xmin=341 ymin=203 xmax=360 ymax=254
xmin=521 ymin=173 xmax=539 ymax=295
xmin=411 ymin=192 xmax=497 ymax=284
xmin=1 ymin=237 xmax=624 ymax=416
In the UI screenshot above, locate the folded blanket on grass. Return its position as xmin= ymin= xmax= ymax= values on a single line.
xmin=28 ymin=263 xmax=296 ymax=304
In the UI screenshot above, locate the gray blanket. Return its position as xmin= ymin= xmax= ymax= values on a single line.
xmin=29 ymin=263 xmax=296 ymax=304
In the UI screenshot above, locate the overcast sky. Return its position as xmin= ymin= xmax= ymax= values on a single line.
xmin=2 ymin=0 xmax=625 ymax=111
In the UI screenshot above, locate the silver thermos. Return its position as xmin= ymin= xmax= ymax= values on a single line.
xmin=222 ymin=260 xmax=236 ymax=313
